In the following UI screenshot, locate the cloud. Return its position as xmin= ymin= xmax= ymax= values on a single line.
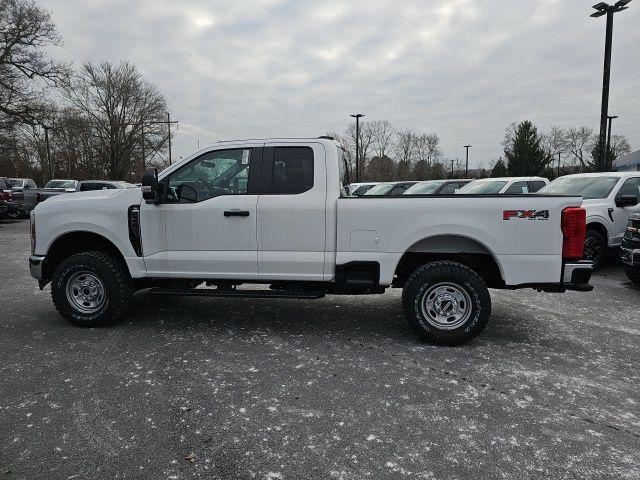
xmin=42 ymin=0 xmax=639 ymax=167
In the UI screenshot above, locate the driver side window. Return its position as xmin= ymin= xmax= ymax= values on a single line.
xmin=166 ymin=148 xmax=255 ymax=203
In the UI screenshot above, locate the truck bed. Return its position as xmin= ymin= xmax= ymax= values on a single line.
xmin=335 ymin=194 xmax=583 ymax=286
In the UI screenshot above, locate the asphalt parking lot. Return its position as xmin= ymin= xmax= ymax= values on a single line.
xmin=0 ymin=218 xmax=639 ymax=480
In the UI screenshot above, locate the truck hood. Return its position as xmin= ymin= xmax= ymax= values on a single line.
xmin=581 ymin=198 xmax=611 ymax=213
xmin=33 ymin=188 xmax=142 ymax=214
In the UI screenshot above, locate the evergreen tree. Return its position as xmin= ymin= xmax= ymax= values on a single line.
xmin=504 ymin=121 xmax=551 ymax=176
xmin=491 ymin=158 xmax=508 ymax=177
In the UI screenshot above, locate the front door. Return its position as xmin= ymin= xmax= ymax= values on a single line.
xmin=141 ymin=146 xmax=262 ymax=279
xmin=612 ymin=176 xmax=640 ymax=243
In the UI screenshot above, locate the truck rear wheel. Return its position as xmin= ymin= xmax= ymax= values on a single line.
xmin=584 ymin=228 xmax=606 ymax=270
xmin=51 ymin=251 xmax=133 ymax=327
xmin=402 ymin=261 xmax=491 ymax=346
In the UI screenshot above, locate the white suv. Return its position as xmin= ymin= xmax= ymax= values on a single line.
xmin=539 ymin=172 xmax=640 ymax=268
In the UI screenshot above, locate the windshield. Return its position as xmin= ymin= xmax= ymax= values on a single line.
xmin=6 ymin=179 xmax=23 ymax=188
xmin=403 ymin=181 xmax=445 ymax=195
xmin=45 ymin=180 xmax=77 ymax=189
xmin=538 ymin=176 xmax=619 ymax=199
xmin=457 ymin=180 xmax=507 ymax=194
xmin=364 ymin=183 xmax=395 ymax=195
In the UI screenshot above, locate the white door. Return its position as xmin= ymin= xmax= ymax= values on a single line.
xmin=141 ymin=147 xmax=262 ymax=279
xmin=257 ymin=143 xmax=327 ymax=281
xmin=612 ymin=177 xmax=640 ymax=243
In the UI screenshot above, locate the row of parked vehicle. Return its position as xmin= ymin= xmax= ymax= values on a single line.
xmin=0 ymin=177 xmax=135 ymax=219
xmin=347 ymin=176 xmax=551 ymax=197
xmin=349 ymin=172 xmax=640 ymax=272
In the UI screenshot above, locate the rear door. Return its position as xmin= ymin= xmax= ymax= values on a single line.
xmin=257 ymin=142 xmax=326 ymax=280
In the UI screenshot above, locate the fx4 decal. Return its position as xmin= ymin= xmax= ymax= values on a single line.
xmin=503 ymin=209 xmax=550 ymax=221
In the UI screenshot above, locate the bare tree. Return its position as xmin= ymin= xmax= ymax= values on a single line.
xmin=609 ymin=134 xmax=631 ymax=159
xmin=0 ymin=0 xmax=68 ymax=128
xmin=63 ymin=61 xmax=169 ymax=180
xmin=542 ymin=125 xmax=565 ymax=157
xmin=394 ymin=128 xmax=416 ymax=180
xmin=564 ymin=126 xmax=593 ymax=171
xmin=369 ymin=120 xmax=395 ymax=160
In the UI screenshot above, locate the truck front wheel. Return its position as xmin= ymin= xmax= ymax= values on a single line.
xmin=51 ymin=251 xmax=133 ymax=327
xmin=402 ymin=261 xmax=491 ymax=346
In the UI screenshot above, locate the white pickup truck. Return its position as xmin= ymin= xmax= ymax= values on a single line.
xmin=539 ymin=172 xmax=640 ymax=269
xmin=29 ymin=138 xmax=593 ymax=345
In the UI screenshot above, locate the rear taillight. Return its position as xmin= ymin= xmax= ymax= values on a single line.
xmin=2 ymin=190 xmax=11 ymax=202
xmin=561 ymin=207 xmax=586 ymax=260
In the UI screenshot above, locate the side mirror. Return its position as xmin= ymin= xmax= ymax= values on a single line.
xmin=176 ymin=184 xmax=197 ymax=203
xmin=141 ymin=168 xmax=160 ymax=202
xmin=616 ymin=195 xmax=638 ymax=208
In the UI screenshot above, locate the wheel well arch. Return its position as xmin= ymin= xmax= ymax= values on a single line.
xmin=43 ymin=231 xmax=128 ymax=281
xmin=586 ymin=221 xmax=608 ymax=240
xmin=393 ymin=234 xmax=504 ymax=288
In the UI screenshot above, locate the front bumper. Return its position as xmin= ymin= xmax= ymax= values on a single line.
xmin=29 ymin=255 xmax=46 ymax=281
xmin=561 ymin=260 xmax=593 ymax=292
xmin=620 ymin=246 xmax=639 ymax=267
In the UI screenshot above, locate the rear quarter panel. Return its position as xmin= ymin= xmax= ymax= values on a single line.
xmin=336 ymin=195 xmax=583 ymax=286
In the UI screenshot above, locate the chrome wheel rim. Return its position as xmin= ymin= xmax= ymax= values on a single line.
xmin=421 ymin=282 xmax=472 ymax=330
xmin=66 ymin=271 xmax=106 ymax=314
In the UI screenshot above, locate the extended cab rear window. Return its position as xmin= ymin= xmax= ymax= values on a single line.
xmin=269 ymin=147 xmax=314 ymax=194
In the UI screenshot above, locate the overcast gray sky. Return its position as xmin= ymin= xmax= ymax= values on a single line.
xmin=41 ymin=0 xmax=639 ymax=169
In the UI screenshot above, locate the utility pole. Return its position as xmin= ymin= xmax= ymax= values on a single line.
xmin=120 ymin=112 xmax=178 ymax=177
xmin=450 ymin=159 xmax=454 ymax=178
xmin=43 ymin=125 xmax=52 ymax=181
xmin=463 ymin=145 xmax=471 ymax=178
xmin=606 ymin=114 xmax=618 ymax=170
xmin=591 ymin=0 xmax=633 ymax=170
xmin=557 ymin=152 xmax=561 ymax=177
xmin=350 ymin=113 xmax=365 ymax=182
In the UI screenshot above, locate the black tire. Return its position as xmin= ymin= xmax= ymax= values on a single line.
xmin=584 ymin=228 xmax=606 ymax=270
xmin=51 ymin=251 xmax=133 ymax=327
xmin=402 ymin=261 xmax=491 ymax=346
xmin=624 ymin=265 xmax=640 ymax=284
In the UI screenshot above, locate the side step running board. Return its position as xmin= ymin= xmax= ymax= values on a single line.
xmin=149 ymin=287 xmax=325 ymax=300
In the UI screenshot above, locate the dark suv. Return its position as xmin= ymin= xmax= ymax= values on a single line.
xmin=620 ymin=212 xmax=640 ymax=284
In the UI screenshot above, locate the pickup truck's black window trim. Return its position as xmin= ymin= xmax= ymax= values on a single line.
xmin=260 ymin=146 xmax=314 ymax=195
xmin=160 ymin=146 xmax=263 ymax=203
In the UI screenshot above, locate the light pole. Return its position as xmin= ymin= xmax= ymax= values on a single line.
xmin=606 ymin=114 xmax=618 ymax=170
xmin=557 ymin=151 xmax=562 ymax=177
xmin=350 ymin=114 xmax=365 ymax=182
xmin=463 ymin=145 xmax=471 ymax=178
xmin=591 ymin=0 xmax=632 ymax=171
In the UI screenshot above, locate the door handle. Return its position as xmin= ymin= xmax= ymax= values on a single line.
xmin=224 ymin=210 xmax=250 ymax=217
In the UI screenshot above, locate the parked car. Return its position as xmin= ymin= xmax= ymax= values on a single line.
xmin=456 ymin=177 xmax=549 ymax=195
xmin=27 ymin=179 xmax=136 ymax=206
xmin=29 ymin=138 xmax=592 ymax=346
xmin=539 ymin=172 xmax=640 ymax=269
xmin=363 ymin=181 xmax=418 ymax=196
xmin=403 ymin=179 xmax=473 ymax=195
xmin=347 ymin=182 xmax=378 ymax=196
xmin=620 ymin=212 xmax=640 ymax=284
xmin=1 ymin=178 xmax=38 ymax=218
xmin=0 ymin=178 xmax=8 ymax=218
